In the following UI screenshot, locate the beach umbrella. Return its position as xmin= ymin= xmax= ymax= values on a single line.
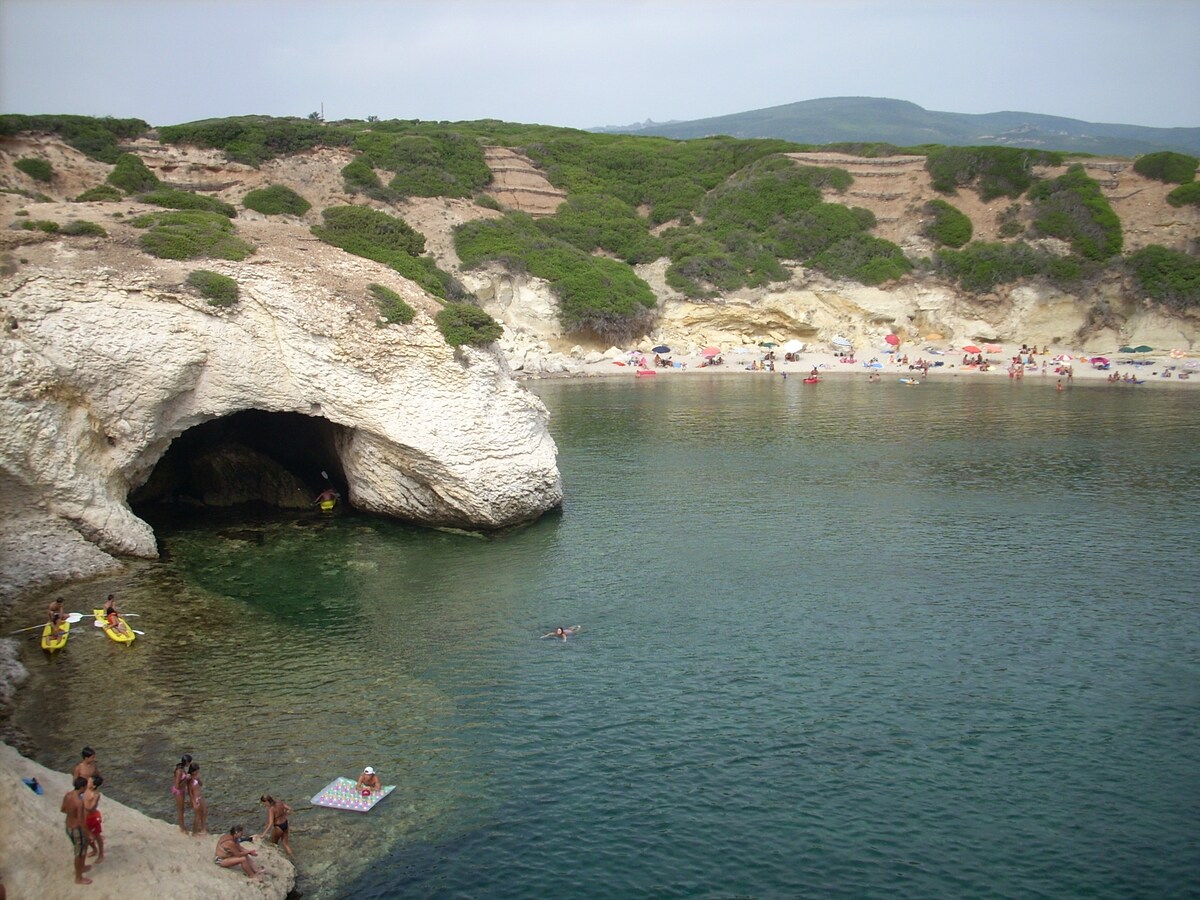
xmin=1053 ymin=354 xmax=1073 ymax=362
xmin=962 ymin=344 xmax=982 ymax=354
xmin=700 ymin=346 xmax=721 ymax=358
xmin=1090 ymin=356 xmax=1110 ymax=365
xmin=1119 ymin=345 xmax=1135 ymax=353
xmin=781 ymin=339 xmax=805 ymax=354
xmin=885 ymin=334 xmax=899 ymax=347
xmin=1169 ymin=348 xmax=1185 ymax=359
xmin=831 ymin=335 xmax=851 ymax=348
xmin=984 ymin=344 xmax=1003 ymax=354
xmin=759 ymin=341 xmax=778 ymax=348
xmin=1133 ymin=345 xmax=1153 ymax=353
xmin=652 ymin=345 xmax=671 ymax=354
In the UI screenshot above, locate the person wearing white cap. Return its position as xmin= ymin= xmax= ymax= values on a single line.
xmin=355 ymin=766 xmax=381 ymax=794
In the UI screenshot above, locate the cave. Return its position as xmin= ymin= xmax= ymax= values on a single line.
xmin=130 ymin=410 xmax=350 ymax=513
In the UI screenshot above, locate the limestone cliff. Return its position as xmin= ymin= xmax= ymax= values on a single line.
xmin=0 ymin=233 xmax=563 ymax=597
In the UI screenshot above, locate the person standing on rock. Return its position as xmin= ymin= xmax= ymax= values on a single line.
xmin=84 ymin=774 xmax=105 ymax=864
xmin=172 ymin=754 xmax=194 ymax=833
xmin=62 ymin=776 xmax=93 ymax=885
xmin=73 ymin=746 xmax=99 ymax=783
xmin=188 ymin=762 xmax=209 ymax=835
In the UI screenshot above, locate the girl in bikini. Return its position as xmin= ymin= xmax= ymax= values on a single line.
xmin=172 ymin=754 xmax=193 ymax=833
xmin=188 ymin=762 xmax=208 ymax=835
xmin=259 ymin=794 xmax=294 ymax=857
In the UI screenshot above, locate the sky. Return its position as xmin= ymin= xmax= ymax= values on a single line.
xmin=2 ymin=0 xmax=1198 ymax=130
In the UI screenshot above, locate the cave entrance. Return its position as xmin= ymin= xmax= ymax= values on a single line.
xmin=130 ymin=410 xmax=350 ymax=514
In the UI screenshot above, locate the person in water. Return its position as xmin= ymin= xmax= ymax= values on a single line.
xmin=258 ymin=794 xmax=294 ymax=858
xmin=172 ymin=754 xmax=193 ymax=833
xmin=314 ymin=487 xmax=339 ymax=509
xmin=214 ymin=826 xmax=260 ymax=881
xmin=541 ymin=626 xmax=581 ymax=641
xmin=355 ymin=767 xmax=381 ymax=794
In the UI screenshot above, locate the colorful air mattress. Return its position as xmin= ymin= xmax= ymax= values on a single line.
xmin=311 ymin=777 xmax=395 ymax=812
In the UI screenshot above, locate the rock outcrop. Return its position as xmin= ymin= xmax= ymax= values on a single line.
xmin=0 ymin=241 xmax=563 ymax=596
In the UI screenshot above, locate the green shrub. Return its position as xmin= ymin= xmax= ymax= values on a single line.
xmin=20 ymin=219 xmax=59 ymax=233
xmin=1133 ymin=151 xmax=1197 ymax=184
xmin=133 ymin=210 xmax=255 ymax=260
xmin=925 ymin=146 xmax=1061 ymax=200
xmin=1166 ymin=182 xmax=1200 ymax=208
xmin=312 ymin=206 xmax=450 ymax=299
xmin=60 ymin=220 xmax=107 ymax=237
xmin=998 ymin=220 xmax=1024 ymax=238
xmin=107 ymin=153 xmax=159 ymax=194
xmin=351 ymin=131 xmax=491 ymax=199
xmin=157 ymin=116 xmax=350 ymax=166
xmin=0 ymin=115 xmax=147 ymax=162
xmin=935 ymin=241 xmax=1049 ymax=292
xmin=435 ymin=303 xmax=503 ymax=347
xmin=474 ymin=193 xmax=502 ymax=211
xmin=341 ymin=157 xmax=386 ymax=195
xmin=15 ymin=157 xmax=53 ymax=182
xmin=774 ymin=202 xmax=873 ymax=259
xmin=536 ymin=192 xmax=662 ymax=264
xmin=186 ymin=269 xmax=239 ymax=306
xmin=139 ymin=188 xmax=236 ymax=217
xmin=369 ymin=283 xmax=416 ymax=324
xmin=921 ymin=199 xmax=972 ymax=247
xmin=1028 ymin=165 xmax=1122 ymax=260
xmin=1127 ymin=245 xmax=1200 ymax=311
xmin=75 ymin=184 xmax=123 ymax=202
xmin=242 ymin=184 xmax=311 ymax=216
xmin=456 ymin=213 xmax=657 ymax=338
xmin=808 ymin=233 xmax=912 ymax=285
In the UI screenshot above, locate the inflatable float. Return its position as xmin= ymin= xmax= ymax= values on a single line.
xmin=311 ymin=777 xmax=396 ymax=812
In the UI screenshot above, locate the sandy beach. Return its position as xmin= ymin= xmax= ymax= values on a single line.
xmin=569 ymin=344 xmax=1198 ymax=387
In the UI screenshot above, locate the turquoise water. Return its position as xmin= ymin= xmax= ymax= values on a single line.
xmin=8 ymin=377 xmax=1200 ymax=898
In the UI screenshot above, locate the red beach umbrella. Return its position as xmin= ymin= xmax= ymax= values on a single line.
xmin=962 ymin=345 xmax=982 ymax=354
xmin=700 ymin=346 xmax=722 ymax=357
xmin=885 ymin=334 xmax=899 ymax=346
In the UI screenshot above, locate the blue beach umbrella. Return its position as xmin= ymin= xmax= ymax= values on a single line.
xmin=652 ymin=345 xmax=671 ymax=354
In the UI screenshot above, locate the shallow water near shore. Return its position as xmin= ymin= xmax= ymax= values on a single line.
xmin=8 ymin=377 xmax=1200 ymax=898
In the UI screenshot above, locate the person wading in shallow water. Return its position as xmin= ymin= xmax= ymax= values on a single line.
xmin=259 ymin=794 xmax=294 ymax=857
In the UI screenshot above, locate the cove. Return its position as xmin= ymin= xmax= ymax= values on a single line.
xmin=7 ymin=377 xmax=1200 ymax=899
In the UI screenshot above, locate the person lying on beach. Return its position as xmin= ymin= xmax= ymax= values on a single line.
xmin=214 ymin=826 xmax=260 ymax=881
xmin=541 ymin=626 xmax=581 ymax=641
xmin=356 ymin=767 xmax=382 ymax=793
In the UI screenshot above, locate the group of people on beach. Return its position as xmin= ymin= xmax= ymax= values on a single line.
xmin=59 ymin=743 xmax=295 ymax=885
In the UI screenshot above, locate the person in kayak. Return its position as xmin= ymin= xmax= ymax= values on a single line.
xmin=314 ymin=487 xmax=339 ymax=510
xmin=541 ymin=626 xmax=581 ymax=641
xmin=355 ymin=767 xmax=381 ymax=794
xmin=102 ymin=595 xmax=131 ymax=637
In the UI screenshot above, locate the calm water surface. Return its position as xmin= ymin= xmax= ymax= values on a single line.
xmin=8 ymin=377 xmax=1200 ymax=898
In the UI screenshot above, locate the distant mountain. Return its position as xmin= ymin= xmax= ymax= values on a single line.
xmin=594 ymin=97 xmax=1200 ymax=157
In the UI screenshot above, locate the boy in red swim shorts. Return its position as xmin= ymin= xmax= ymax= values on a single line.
xmin=84 ymin=774 xmax=105 ymax=864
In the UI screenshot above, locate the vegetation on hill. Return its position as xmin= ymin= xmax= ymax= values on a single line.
xmin=353 ymin=129 xmax=492 ymax=198
xmin=74 ymin=184 xmax=123 ymax=202
xmin=926 ymin=146 xmax=1063 ymax=200
xmin=435 ymin=303 xmax=504 ymax=347
xmin=106 ymin=153 xmax=159 ymax=194
xmin=131 ymin=210 xmax=254 ymax=261
xmin=242 ymin=184 xmax=311 ymax=216
xmin=1028 ymin=165 xmax=1122 ymax=260
xmin=186 ymin=269 xmax=239 ymax=306
xmin=1132 ymin=151 xmax=1197 ymax=184
xmin=60 ymin=220 xmax=107 ymax=237
xmin=0 ymin=114 xmax=148 ymax=162
xmin=1127 ymin=245 xmax=1200 ymax=311
xmin=139 ymin=188 xmax=236 ymax=217
xmin=15 ymin=157 xmax=53 ymax=182
xmin=369 ymin=283 xmax=416 ymax=325
xmin=921 ymin=199 xmax=972 ymax=247
xmin=311 ymin=205 xmax=456 ymax=301
xmin=157 ymin=116 xmax=347 ymax=166
xmin=934 ymin=241 xmax=1088 ymax=293
xmin=1166 ymin=182 xmax=1200 ymax=208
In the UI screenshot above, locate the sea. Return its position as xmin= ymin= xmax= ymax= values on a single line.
xmin=7 ymin=376 xmax=1200 ymax=899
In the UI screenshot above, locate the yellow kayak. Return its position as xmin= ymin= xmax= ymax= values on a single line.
xmin=93 ymin=608 xmax=136 ymax=644
xmin=41 ymin=620 xmax=70 ymax=652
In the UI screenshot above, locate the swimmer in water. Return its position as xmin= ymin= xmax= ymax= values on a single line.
xmin=541 ymin=626 xmax=581 ymax=641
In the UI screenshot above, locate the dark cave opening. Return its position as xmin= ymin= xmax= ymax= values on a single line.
xmin=130 ymin=410 xmax=350 ymax=514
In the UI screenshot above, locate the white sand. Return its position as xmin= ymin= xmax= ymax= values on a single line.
xmin=0 ymin=742 xmax=294 ymax=899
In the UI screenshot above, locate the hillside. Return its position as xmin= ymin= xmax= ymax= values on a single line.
xmin=599 ymin=97 xmax=1200 ymax=157
xmin=1 ymin=116 xmax=1198 ymax=369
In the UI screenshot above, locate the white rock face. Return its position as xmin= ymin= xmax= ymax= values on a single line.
xmin=0 ymin=266 xmax=563 ymax=593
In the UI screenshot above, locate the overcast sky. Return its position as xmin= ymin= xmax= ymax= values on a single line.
xmin=2 ymin=0 xmax=1197 ymax=130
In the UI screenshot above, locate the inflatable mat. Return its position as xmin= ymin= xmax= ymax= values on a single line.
xmin=311 ymin=777 xmax=395 ymax=812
